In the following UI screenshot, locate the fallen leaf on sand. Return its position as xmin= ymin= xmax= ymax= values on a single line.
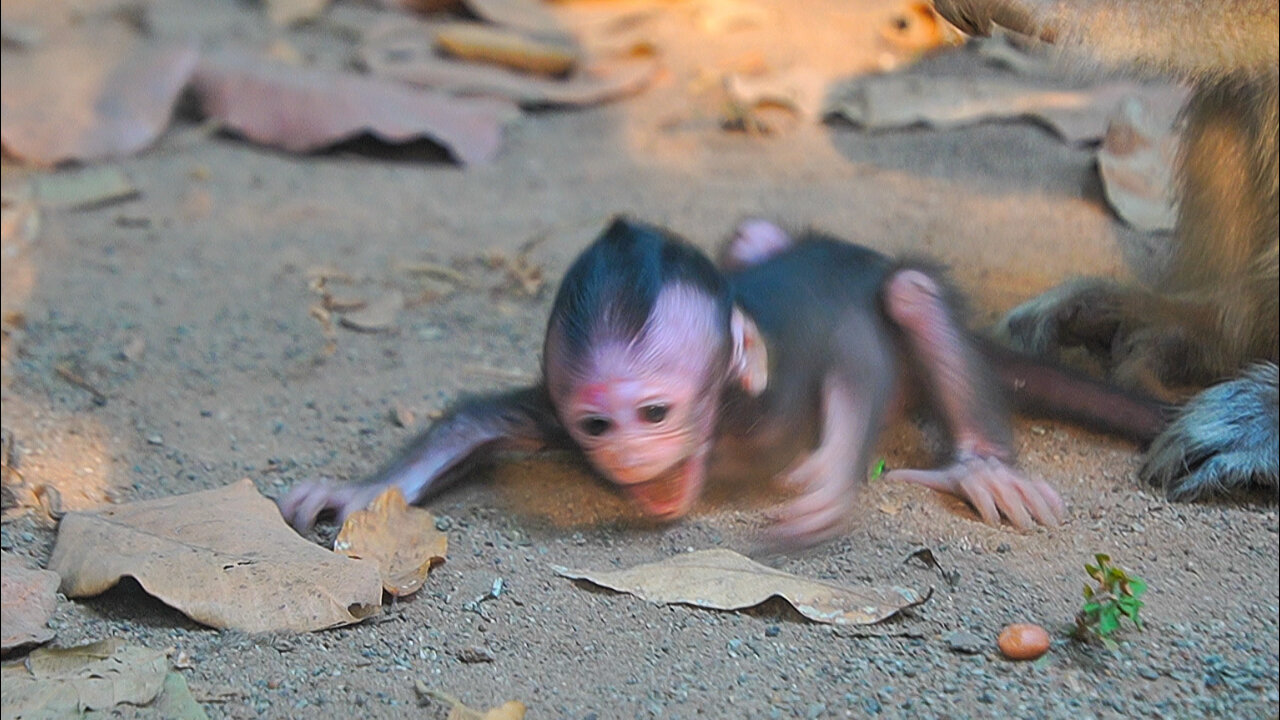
xmin=0 ymin=638 xmax=167 ymax=716
xmin=0 ymin=26 xmax=198 ymax=165
xmin=338 ymin=289 xmax=404 ymax=332
xmin=1097 ymin=96 xmax=1180 ymax=232
xmin=190 ymin=50 xmax=518 ymax=165
xmin=335 ymin=487 xmax=447 ymax=597
xmin=361 ymin=28 xmax=657 ymax=107
xmin=47 ymin=478 xmax=382 ymax=633
xmin=554 ymin=548 xmax=927 ymax=625
xmin=436 ymin=22 xmax=578 ymax=76
xmin=0 ymin=551 xmax=60 ymax=652
xmin=415 ymin=685 xmax=526 ymax=720
xmin=826 ymin=75 xmax=1187 ymax=145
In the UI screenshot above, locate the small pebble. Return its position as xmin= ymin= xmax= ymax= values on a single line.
xmin=998 ymin=623 xmax=1051 ymax=661
xmin=945 ymin=630 xmax=985 ymax=655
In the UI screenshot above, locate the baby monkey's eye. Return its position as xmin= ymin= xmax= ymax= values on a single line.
xmin=579 ymin=417 xmax=613 ymax=437
xmin=640 ymin=404 xmax=669 ymax=424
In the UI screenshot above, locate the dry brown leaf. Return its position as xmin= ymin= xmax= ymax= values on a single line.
xmin=361 ymin=29 xmax=657 ymax=107
xmin=190 ymin=49 xmax=518 ymax=165
xmin=47 ymin=478 xmax=382 ymax=633
xmin=1097 ymin=96 xmax=1180 ymax=232
xmin=0 ymin=551 xmax=60 ymax=652
xmin=0 ymin=26 xmax=198 ymax=165
xmin=554 ymin=548 xmax=927 ymax=625
xmin=1 ymin=638 xmax=167 ymax=717
xmin=335 ymin=487 xmax=447 ymax=597
xmin=338 ymin=290 xmax=403 ymax=332
xmin=827 ymin=75 xmax=1188 ymax=145
xmin=436 ymin=23 xmax=579 ymax=76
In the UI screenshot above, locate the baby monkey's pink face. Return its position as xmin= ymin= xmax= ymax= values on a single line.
xmin=548 ymin=285 xmax=729 ymax=520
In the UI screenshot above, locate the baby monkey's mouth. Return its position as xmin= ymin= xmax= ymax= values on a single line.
xmin=622 ymin=457 xmax=704 ymax=521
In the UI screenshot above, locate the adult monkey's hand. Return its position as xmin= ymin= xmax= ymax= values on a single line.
xmin=932 ymin=0 xmax=1058 ymax=42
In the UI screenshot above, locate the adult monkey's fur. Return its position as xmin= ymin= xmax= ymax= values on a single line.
xmin=933 ymin=0 xmax=1278 ymax=499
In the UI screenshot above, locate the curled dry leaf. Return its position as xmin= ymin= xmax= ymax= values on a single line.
xmin=436 ymin=22 xmax=579 ymax=76
xmin=0 ymin=26 xmax=198 ymax=165
xmin=47 ymin=478 xmax=382 ymax=633
xmin=361 ymin=28 xmax=658 ymax=107
xmin=1097 ymin=96 xmax=1180 ymax=232
xmin=0 ymin=638 xmax=167 ymax=717
xmin=554 ymin=548 xmax=927 ymax=625
xmin=189 ymin=50 xmax=518 ymax=165
xmin=0 ymin=551 xmax=60 ymax=652
xmin=334 ymin=487 xmax=447 ymax=597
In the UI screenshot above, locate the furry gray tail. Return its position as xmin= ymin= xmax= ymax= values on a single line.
xmin=1141 ymin=362 xmax=1279 ymax=501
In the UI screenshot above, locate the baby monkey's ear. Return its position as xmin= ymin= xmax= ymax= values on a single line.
xmin=730 ymin=307 xmax=768 ymax=396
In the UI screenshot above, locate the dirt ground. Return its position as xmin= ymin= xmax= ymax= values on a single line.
xmin=2 ymin=0 xmax=1278 ymax=718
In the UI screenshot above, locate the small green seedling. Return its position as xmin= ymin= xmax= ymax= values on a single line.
xmin=1074 ymin=553 xmax=1147 ymax=650
xmin=868 ymin=458 xmax=887 ymax=481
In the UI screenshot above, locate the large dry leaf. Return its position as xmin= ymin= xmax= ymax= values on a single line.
xmin=0 ymin=552 xmax=60 ymax=653
xmin=0 ymin=638 xmax=167 ymax=718
xmin=361 ymin=29 xmax=657 ymax=107
xmin=0 ymin=26 xmax=198 ymax=165
xmin=189 ymin=50 xmax=518 ymax=165
xmin=554 ymin=549 xmax=927 ymax=625
xmin=827 ymin=75 xmax=1187 ymax=145
xmin=47 ymin=478 xmax=382 ymax=633
xmin=1097 ymin=96 xmax=1180 ymax=232
xmin=334 ymin=487 xmax=448 ymax=597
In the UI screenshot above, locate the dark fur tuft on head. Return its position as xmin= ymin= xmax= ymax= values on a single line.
xmin=546 ymin=217 xmax=732 ymax=365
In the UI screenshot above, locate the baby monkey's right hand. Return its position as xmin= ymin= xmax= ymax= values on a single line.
xmin=277 ymin=480 xmax=382 ymax=533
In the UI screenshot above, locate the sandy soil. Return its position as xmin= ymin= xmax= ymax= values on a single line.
xmin=2 ymin=1 xmax=1277 ymax=718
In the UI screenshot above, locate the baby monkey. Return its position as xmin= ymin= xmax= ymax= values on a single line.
xmin=281 ymin=218 xmax=1162 ymax=547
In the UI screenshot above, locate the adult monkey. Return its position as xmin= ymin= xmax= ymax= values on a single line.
xmin=933 ymin=0 xmax=1279 ymax=500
